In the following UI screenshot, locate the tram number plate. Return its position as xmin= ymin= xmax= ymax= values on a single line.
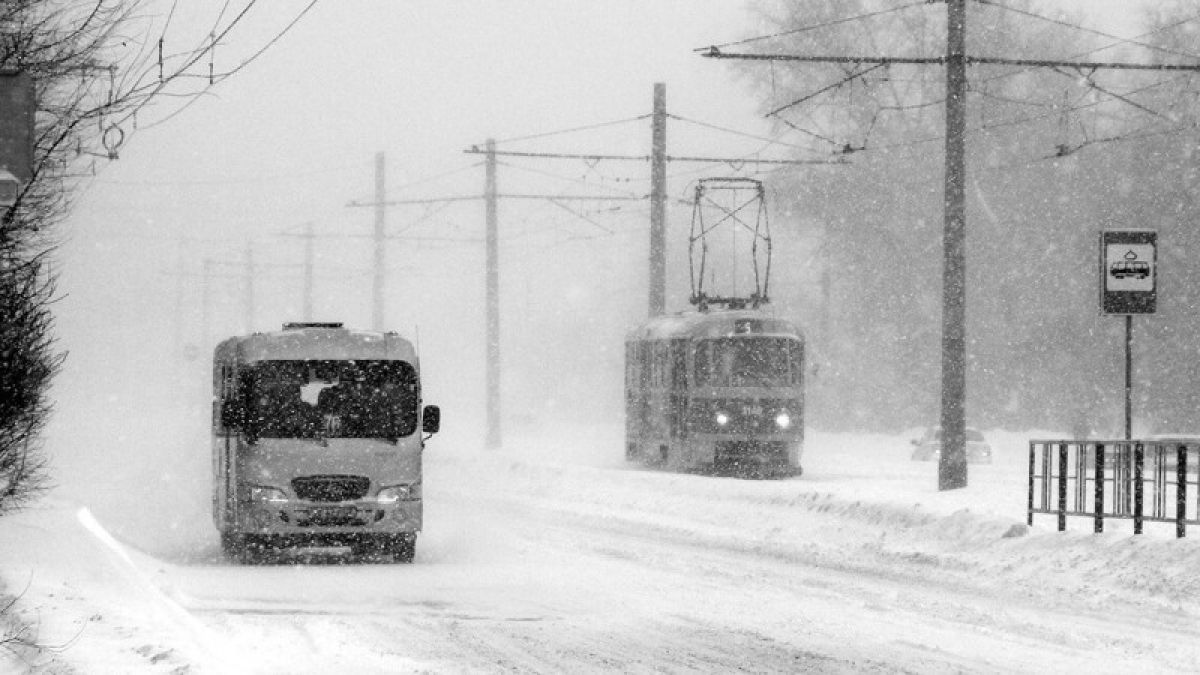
xmin=743 ymin=405 xmax=763 ymax=416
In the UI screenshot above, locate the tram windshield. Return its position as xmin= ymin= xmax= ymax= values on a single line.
xmin=243 ymin=359 xmax=419 ymax=439
xmin=694 ymin=337 xmax=803 ymax=387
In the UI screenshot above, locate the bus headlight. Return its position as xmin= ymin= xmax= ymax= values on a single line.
xmin=714 ymin=411 xmax=730 ymax=427
xmin=377 ymin=483 xmax=421 ymax=504
xmin=248 ymin=485 xmax=288 ymax=504
xmin=775 ymin=412 xmax=792 ymax=429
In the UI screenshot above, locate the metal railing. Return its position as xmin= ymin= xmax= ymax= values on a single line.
xmin=1028 ymin=440 xmax=1200 ymax=537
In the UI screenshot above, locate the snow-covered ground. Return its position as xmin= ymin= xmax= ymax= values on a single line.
xmin=3 ymin=414 xmax=1200 ymax=673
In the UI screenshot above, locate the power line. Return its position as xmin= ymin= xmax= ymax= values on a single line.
xmin=698 ymin=1 xmax=931 ymax=52
xmin=490 ymin=114 xmax=651 ymax=146
xmin=973 ymin=0 xmax=1200 ymax=62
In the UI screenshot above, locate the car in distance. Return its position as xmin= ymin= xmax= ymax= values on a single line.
xmin=910 ymin=426 xmax=993 ymax=464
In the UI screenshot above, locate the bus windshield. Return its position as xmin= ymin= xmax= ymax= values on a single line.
xmin=244 ymin=359 xmax=418 ymax=440
xmin=694 ymin=337 xmax=802 ymax=387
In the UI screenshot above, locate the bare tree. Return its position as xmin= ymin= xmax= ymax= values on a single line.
xmin=0 ymin=0 xmax=318 ymax=514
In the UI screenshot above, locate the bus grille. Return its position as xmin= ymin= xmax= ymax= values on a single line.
xmin=292 ymin=475 xmax=370 ymax=502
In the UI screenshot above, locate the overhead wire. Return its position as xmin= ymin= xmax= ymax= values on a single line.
xmin=972 ymin=0 xmax=1200 ymax=62
xmin=699 ymin=1 xmax=932 ymax=52
xmin=489 ymin=114 xmax=651 ymax=146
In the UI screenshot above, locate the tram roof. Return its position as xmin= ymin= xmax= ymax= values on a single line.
xmin=216 ymin=324 xmax=417 ymax=363
xmin=625 ymin=309 xmax=802 ymax=342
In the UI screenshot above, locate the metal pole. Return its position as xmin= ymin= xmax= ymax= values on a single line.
xmin=1177 ymin=445 xmax=1187 ymax=538
xmin=1057 ymin=442 xmax=1068 ymax=532
xmin=939 ymin=0 xmax=968 ymax=491
xmin=1094 ymin=442 xmax=1105 ymax=534
xmin=1125 ymin=314 xmax=1132 ymax=441
xmin=1134 ymin=441 xmax=1144 ymax=534
xmin=485 ymin=138 xmax=501 ymax=450
xmin=373 ymin=151 xmax=386 ymax=331
xmin=1027 ymin=441 xmax=1036 ymax=526
xmin=649 ymin=82 xmax=667 ymax=317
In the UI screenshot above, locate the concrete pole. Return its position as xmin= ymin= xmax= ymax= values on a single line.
xmin=649 ymin=82 xmax=667 ymax=316
xmin=485 ymin=138 xmax=501 ymax=449
xmin=939 ymin=0 xmax=968 ymax=491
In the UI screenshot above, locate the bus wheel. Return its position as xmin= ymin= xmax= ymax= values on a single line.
xmin=237 ymin=534 xmax=265 ymax=564
xmin=220 ymin=532 xmax=244 ymax=560
xmin=388 ymin=534 xmax=416 ymax=563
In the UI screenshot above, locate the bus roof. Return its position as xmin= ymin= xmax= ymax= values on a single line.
xmin=625 ymin=309 xmax=803 ymax=342
xmin=215 ymin=324 xmax=418 ymax=363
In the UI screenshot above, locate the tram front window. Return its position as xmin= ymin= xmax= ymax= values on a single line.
xmin=244 ymin=360 xmax=419 ymax=439
xmin=695 ymin=338 xmax=801 ymax=387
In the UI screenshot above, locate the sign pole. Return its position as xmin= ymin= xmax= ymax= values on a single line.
xmin=1125 ymin=314 xmax=1132 ymax=442
xmin=1099 ymin=229 xmax=1156 ymax=442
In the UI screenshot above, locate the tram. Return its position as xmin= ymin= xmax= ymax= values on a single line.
xmin=624 ymin=309 xmax=805 ymax=477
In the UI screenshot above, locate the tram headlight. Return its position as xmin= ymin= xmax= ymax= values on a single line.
xmin=714 ymin=411 xmax=730 ymax=427
xmin=775 ymin=411 xmax=792 ymax=429
xmin=377 ymin=483 xmax=421 ymax=504
xmin=248 ymin=485 xmax=288 ymax=504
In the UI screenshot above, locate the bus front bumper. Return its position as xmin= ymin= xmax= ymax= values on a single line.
xmin=236 ymin=498 xmax=422 ymax=535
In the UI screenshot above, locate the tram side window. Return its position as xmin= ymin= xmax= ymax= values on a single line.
xmin=694 ymin=341 xmax=711 ymax=386
xmin=628 ymin=341 xmax=638 ymax=389
xmin=670 ymin=339 xmax=687 ymax=390
xmin=648 ymin=341 xmax=663 ymax=388
xmin=789 ymin=340 xmax=804 ymax=386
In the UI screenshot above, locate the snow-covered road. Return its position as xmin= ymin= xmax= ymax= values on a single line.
xmin=3 ymin=422 xmax=1200 ymax=673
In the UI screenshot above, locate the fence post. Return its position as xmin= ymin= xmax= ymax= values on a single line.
xmin=1178 ymin=444 xmax=1187 ymax=539
xmin=1134 ymin=442 xmax=1144 ymax=535
xmin=1058 ymin=442 xmax=1068 ymax=532
xmin=1094 ymin=442 xmax=1105 ymax=534
xmin=1027 ymin=441 xmax=1036 ymax=526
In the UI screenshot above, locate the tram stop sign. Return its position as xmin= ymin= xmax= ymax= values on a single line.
xmin=1100 ymin=229 xmax=1156 ymax=314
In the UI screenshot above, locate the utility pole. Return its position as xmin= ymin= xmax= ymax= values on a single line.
xmin=649 ymin=82 xmax=667 ymax=316
xmin=373 ymin=151 xmax=386 ymax=330
xmin=485 ymin=138 xmax=501 ymax=450
xmin=701 ymin=5 xmax=1200 ymax=491
xmin=940 ymin=0 xmax=968 ymax=490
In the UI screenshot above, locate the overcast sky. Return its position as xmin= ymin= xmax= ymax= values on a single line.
xmin=50 ymin=1 xmax=1154 ymax=422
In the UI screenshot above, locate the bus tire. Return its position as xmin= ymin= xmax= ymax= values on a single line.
xmin=389 ymin=534 xmax=416 ymax=563
xmin=237 ymin=534 xmax=267 ymax=564
xmin=220 ymin=532 xmax=244 ymax=560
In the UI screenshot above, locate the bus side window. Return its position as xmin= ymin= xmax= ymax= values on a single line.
xmin=219 ymin=366 xmax=245 ymax=431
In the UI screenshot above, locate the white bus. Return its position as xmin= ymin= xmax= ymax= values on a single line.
xmin=212 ymin=322 xmax=439 ymax=563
